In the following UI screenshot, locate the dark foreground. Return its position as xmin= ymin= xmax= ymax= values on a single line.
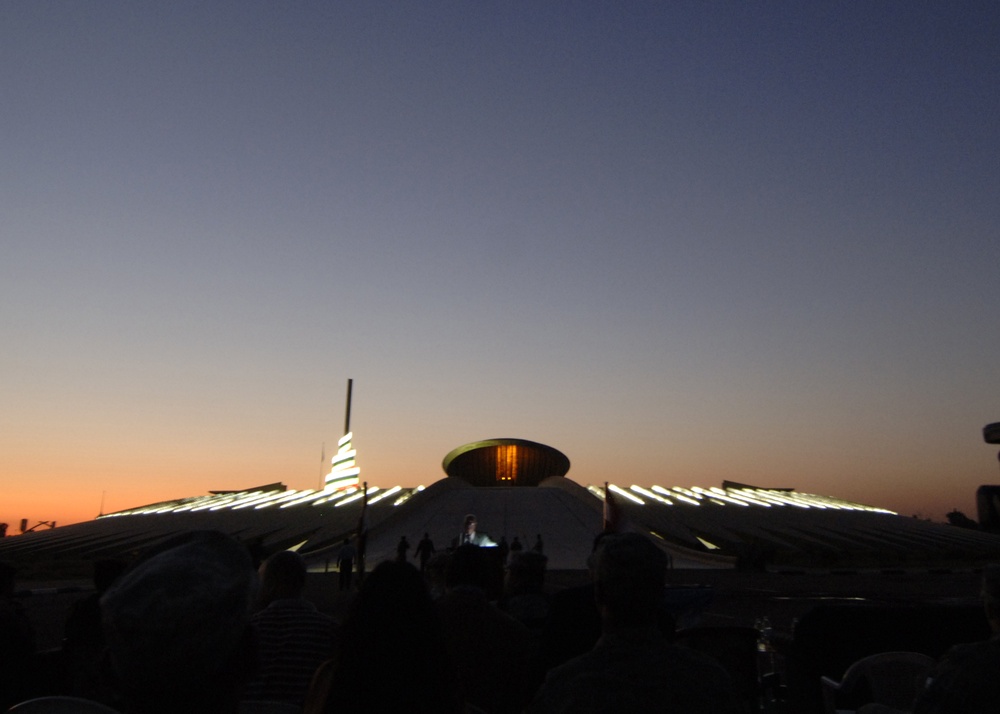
xmin=14 ymin=567 xmax=988 ymax=713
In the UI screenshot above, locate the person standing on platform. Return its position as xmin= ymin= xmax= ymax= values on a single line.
xmin=460 ymin=514 xmax=496 ymax=547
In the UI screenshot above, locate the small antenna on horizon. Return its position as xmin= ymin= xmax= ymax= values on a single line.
xmin=99 ymin=490 xmax=106 ymax=517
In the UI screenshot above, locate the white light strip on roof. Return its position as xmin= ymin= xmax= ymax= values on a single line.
xmin=253 ymin=490 xmax=310 ymax=509
xmin=672 ymin=486 xmax=704 ymax=500
xmin=223 ymin=491 xmax=276 ymax=510
xmin=231 ymin=492 xmax=285 ymax=510
xmin=368 ymin=485 xmax=402 ymax=505
xmin=698 ymin=487 xmax=750 ymax=507
xmin=630 ymin=485 xmax=673 ymax=505
xmin=280 ymin=490 xmax=329 ymax=509
xmin=696 ymin=536 xmax=722 ymax=550
xmin=650 ymin=485 xmax=678 ymax=501
xmin=671 ymin=486 xmax=701 ymax=506
xmin=394 ymin=486 xmax=422 ymax=506
xmin=609 ymin=483 xmax=644 ymax=505
xmin=723 ymin=490 xmax=773 ymax=507
xmin=166 ymin=496 xmax=217 ymax=513
xmin=193 ymin=496 xmax=239 ymax=512
xmin=756 ymin=491 xmax=814 ymax=509
xmin=336 ymin=486 xmax=378 ymax=507
xmin=733 ymin=490 xmax=790 ymax=508
xmin=312 ymin=488 xmax=355 ymax=506
xmin=280 ymin=489 xmax=327 ymax=508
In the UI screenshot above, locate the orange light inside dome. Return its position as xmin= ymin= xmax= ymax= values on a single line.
xmin=496 ymin=444 xmax=518 ymax=483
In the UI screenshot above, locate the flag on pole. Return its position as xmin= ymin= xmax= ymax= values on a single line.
xmin=356 ymin=482 xmax=369 ymax=580
xmin=603 ymin=481 xmax=621 ymax=533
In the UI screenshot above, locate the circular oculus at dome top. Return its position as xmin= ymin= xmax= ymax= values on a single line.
xmin=442 ymin=438 xmax=571 ymax=487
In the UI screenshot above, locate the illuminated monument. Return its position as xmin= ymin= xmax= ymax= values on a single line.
xmin=3 ymin=398 xmax=1000 ymax=571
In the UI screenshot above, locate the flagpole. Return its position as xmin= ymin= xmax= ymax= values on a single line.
xmin=356 ymin=480 xmax=368 ymax=582
xmin=319 ymin=441 xmax=326 ymax=490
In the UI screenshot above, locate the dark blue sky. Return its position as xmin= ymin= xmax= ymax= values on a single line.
xmin=3 ymin=2 xmax=998 ymax=525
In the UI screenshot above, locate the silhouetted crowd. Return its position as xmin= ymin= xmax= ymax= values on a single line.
xmin=3 ymin=530 xmax=1000 ymax=713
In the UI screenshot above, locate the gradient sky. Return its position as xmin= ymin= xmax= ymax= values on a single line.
xmin=3 ymin=2 xmax=999 ymax=529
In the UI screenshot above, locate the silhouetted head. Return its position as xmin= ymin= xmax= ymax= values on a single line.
xmin=257 ymin=549 xmax=307 ymax=606
xmin=464 ymin=514 xmax=477 ymax=533
xmin=592 ymin=533 xmax=667 ymax=629
xmin=331 ymin=560 xmax=460 ymax=713
xmin=102 ymin=531 xmax=256 ymax=714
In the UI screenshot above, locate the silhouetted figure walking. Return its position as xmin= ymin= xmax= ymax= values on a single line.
xmin=337 ymin=538 xmax=356 ymax=591
xmin=415 ymin=533 xmax=436 ymax=572
xmin=396 ymin=536 xmax=411 ymax=562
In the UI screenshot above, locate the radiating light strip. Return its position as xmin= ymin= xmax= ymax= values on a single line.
xmin=702 ymin=487 xmax=750 ymax=507
xmin=752 ymin=490 xmax=813 ymax=509
xmin=394 ymin=485 xmax=422 ymax=506
xmin=253 ymin=490 xmax=311 ymax=509
xmin=609 ymin=483 xmax=644 ymax=505
xmin=232 ymin=491 xmax=288 ymax=510
xmin=696 ymin=536 xmax=722 ymax=550
xmin=368 ymin=486 xmax=401 ymax=505
xmin=193 ymin=496 xmax=240 ymax=512
xmin=311 ymin=488 xmax=355 ymax=506
xmin=723 ymin=490 xmax=773 ymax=508
xmin=672 ymin=486 xmax=705 ymax=500
xmin=280 ymin=490 xmax=329 ymax=508
xmin=630 ymin=485 xmax=673 ymax=505
xmin=665 ymin=487 xmax=701 ymax=506
xmin=335 ymin=486 xmax=378 ymax=507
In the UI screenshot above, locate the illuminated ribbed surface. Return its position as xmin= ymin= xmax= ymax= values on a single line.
xmin=442 ymin=438 xmax=570 ymax=487
xmin=3 ymin=479 xmax=999 ymax=571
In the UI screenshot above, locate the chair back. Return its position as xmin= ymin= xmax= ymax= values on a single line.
xmin=6 ymin=696 xmax=120 ymax=713
xmin=822 ymin=651 xmax=935 ymax=713
xmin=239 ymin=700 xmax=302 ymax=714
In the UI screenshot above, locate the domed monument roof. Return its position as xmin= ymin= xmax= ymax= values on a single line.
xmin=442 ymin=438 xmax=570 ymax=487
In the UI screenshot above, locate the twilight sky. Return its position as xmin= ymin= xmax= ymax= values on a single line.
xmin=3 ymin=1 xmax=998 ymax=529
